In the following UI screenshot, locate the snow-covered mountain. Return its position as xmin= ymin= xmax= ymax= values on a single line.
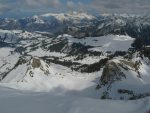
xmin=0 ymin=12 xmax=150 ymax=113
xmin=41 ymin=12 xmax=95 ymax=22
xmin=0 ymin=28 xmax=149 ymax=100
xmin=98 ymin=52 xmax=150 ymax=100
xmin=0 ymin=12 xmax=95 ymax=33
xmin=0 ymin=13 xmax=150 ymax=39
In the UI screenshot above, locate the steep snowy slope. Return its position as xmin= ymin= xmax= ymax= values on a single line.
xmin=98 ymin=52 xmax=150 ymax=100
xmin=2 ymin=57 xmax=50 ymax=83
xmin=0 ymin=47 xmax=20 ymax=80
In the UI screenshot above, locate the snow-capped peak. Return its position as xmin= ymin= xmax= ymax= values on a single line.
xmin=41 ymin=12 xmax=95 ymax=22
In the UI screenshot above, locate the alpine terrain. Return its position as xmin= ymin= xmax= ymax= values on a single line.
xmin=0 ymin=11 xmax=150 ymax=113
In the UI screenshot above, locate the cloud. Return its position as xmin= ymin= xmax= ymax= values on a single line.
xmin=50 ymin=0 xmax=61 ymax=8
xmin=0 ymin=0 xmax=62 ymax=15
xmin=0 ymin=0 xmax=149 ymax=16
xmin=90 ymin=0 xmax=150 ymax=14
xmin=24 ymin=0 xmax=61 ymax=8
xmin=67 ymin=1 xmax=75 ymax=10
xmin=66 ymin=1 xmax=89 ymax=12
xmin=0 ymin=2 xmax=14 ymax=14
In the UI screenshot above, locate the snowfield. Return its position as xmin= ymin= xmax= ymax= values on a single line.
xmin=0 ymin=60 xmax=150 ymax=113
xmin=0 ymin=86 xmax=149 ymax=113
xmin=56 ymin=34 xmax=134 ymax=52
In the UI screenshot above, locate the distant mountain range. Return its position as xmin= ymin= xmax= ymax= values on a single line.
xmin=0 ymin=12 xmax=150 ymax=40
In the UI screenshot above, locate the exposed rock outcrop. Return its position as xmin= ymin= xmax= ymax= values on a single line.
xmin=100 ymin=61 xmax=125 ymax=86
xmin=31 ymin=58 xmax=41 ymax=68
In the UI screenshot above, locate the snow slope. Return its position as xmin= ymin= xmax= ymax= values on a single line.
xmin=1 ymin=60 xmax=101 ymax=96
xmin=0 ymin=86 xmax=149 ymax=113
xmin=0 ymin=47 xmax=20 ymax=80
xmin=98 ymin=54 xmax=150 ymax=100
xmin=57 ymin=34 xmax=134 ymax=52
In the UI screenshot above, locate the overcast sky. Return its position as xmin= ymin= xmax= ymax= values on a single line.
xmin=0 ymin=0 xmax=150 ymax=18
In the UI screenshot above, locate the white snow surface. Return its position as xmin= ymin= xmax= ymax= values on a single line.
xmin=0 ymin=55 xmax=149 ymax=113
xmin=41 ymin=12 xmax=95 ymax=22
xmin=0 ymin=48 xmax=20 ymax=78
xmin=0 ymin=59 xmax=150 ymax=113
xmin=60 ymin=34 xmax=134 ymax=52
xmin=0 ymin=84 xmax=149 ymax=113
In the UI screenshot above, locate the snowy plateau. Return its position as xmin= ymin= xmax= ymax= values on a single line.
xmin=0 ymin=12 xmax=150 ymax=113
